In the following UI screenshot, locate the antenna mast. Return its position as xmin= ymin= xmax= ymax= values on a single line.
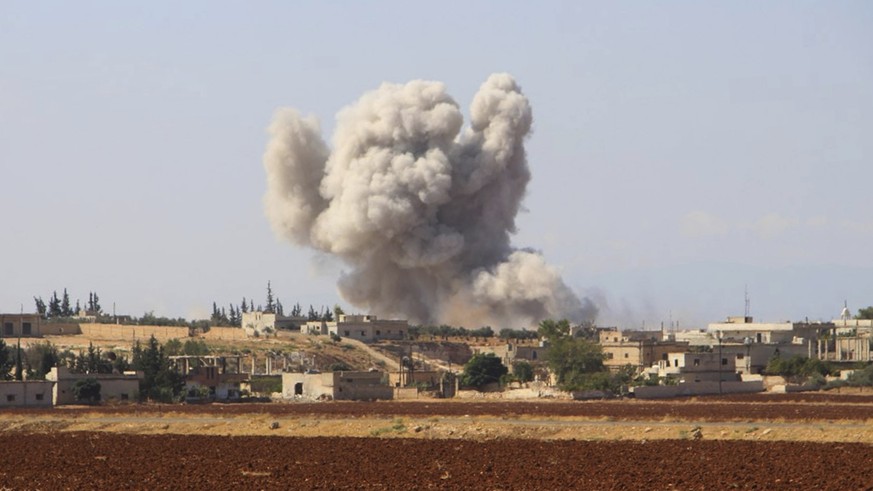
xmin=744 ymin=285 xmax=751 ymax=319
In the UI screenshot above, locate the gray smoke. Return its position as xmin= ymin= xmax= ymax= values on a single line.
xmin=263 ymin=74 xmax=597 ymax=328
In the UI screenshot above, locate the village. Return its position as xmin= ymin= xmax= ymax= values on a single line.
xmin=2 ymin=301 xmax=872 ymax=408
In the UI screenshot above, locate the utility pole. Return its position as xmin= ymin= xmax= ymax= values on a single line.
xmin=717 ymin=330 xmax=723 ymax=395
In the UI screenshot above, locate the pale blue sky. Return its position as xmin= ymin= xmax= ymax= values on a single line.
xmin=1 ymin=2 xmax=871 ymax=328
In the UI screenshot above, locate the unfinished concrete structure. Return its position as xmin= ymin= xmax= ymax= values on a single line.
xmin=170 ymin=355 xmax=250 ymax=401
xmin=46 ymin=366 xmax=142 ymax=405
xmin=282 ymin=370 xmax=393 ymax=401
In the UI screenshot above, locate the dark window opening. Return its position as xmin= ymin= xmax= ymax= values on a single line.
xmin=22 ymin=323 xmax=31 ymax=335
xmin=35 ymin=393 xmax=44 ymax=401
xmin=294 ymin=382 xmax=303 ymax=396
xmin=6 ymin=395 xmax=15 ymax=402
xmin=3 ymin=323 xmax=12 ymax=335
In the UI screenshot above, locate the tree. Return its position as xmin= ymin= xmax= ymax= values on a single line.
xmin=240 ymin=297 xmax=249 ymax=314
xmin=88 ymin=292 xmax=102 ymax=314
xmin=49 ymin=291 xmax=62 ymax=318
xmin=512 ymin=361 xmax=535 ymax=383
xmin=72 ymin=378 xmax=101 ymax=404
xmin=265 ymin=281 xmax=275 ymax=313
xmin=307 ymin=305 xmax=319 ymax=321
xmin=228 ymin=304 xmax=238 ymax=326
xmin=61 ymin=288 xmax=72 ymax=317
xmin=211 ymin=302 xmax=221 ymax=324
xmin=291 ymin=302 xmax=302 ymax=317
xmin=34 ymin=297 xmax=47 ymax=317
xmin=14 ymin=340 xmax=24 ymax=381
xmin=183 ymin=339 xmax=210 ymax=356
xmin=275 ymin=299 xmax=284 ymax=317
xmin=0 ymin=340 xmax=14 ymax=381
xmin=538 ymin=319 xmax=571 ymax=341
xmin=857 ymin=307 xmax=873 ymax=320
xmin=461 ymin=353 xmax=508 ymax=389
xmin=546 ymin=336 xmax=606 ymax=390
xmin=131 ymin=336 xmax=183 ymax=402
xmin=334 ymin=304 xmax=345 ymax=320
xmin=24 ymin=342 xmax=58 ymax=380
xmin=539 ymin=318 xmax=607 ymax=391
xmin=164 ymin=338 xmax=183 ymax=356
xmin=322 ymin=306 xmax=334 ymax=322
xmin=764 ymin=355 xmax=831 ymax=384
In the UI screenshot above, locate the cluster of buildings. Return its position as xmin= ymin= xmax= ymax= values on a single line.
xmin=490 ymin=309 xmax=873 ymax=397
xmin=4 ymin=305 xmax=873 ymax=404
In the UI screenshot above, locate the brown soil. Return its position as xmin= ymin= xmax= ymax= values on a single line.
xmin=8 ymin=397 xmax=873 ymax=422
xmin=0 ymin=433 xmax=869 ymax=490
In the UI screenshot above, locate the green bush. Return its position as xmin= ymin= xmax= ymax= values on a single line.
xmin=72 ymin=378 xmax=101 ymax=404
xmin=461 ymin=353 xmax=507 ymax=389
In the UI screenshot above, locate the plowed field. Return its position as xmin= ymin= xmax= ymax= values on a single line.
xmin=0 ymin=433 xmax=870 ymax=490
xmin=10 ymin=396 xmax=873 ymax=421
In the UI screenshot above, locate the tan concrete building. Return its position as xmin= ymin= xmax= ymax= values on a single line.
xmin=241 ymin=311 xmax=306 ymax=336
xmin=0 ymin=381 xmax=53 ymax=407
xmin=598 ymin=328 xmax=690 ymax=373
xmin=0 ymin=313 xmax=41 ymax=338
xmin=488 ymin=342 xmax=548 ymax=367
xmin=708 ymin=316 xmax=829 ymax=345
xmin=46 ymin=366 xmax=142 ymax=405
xmin=305 ymin=314 xmax=407 ymax=342
xmin=282 ymin=370 xmax=393 ymax=401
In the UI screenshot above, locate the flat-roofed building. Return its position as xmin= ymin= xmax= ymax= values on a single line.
xmin=0 ymin=313 xmax=41 ymax=338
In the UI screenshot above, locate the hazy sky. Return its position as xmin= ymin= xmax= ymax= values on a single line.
xmin=2 ymin=2 xmax=871 ymax=328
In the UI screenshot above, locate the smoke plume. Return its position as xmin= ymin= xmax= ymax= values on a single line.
xmin=263 ymin=74 xmax=596 ymax=327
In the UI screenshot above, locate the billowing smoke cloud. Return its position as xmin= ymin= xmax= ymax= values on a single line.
xmin=263 ymin=74 xmax=596 ymax=328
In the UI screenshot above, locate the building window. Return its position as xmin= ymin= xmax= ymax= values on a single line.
xmin=344 ymin=330 xmax=350 ymax=337
xmin=736 ymin=354 xmax=744 ymax=360
xmin=674 ymin=359 xmax=679 ymax=367
xmin=22 ymin=323 xmax=31 ymax=335
xmin=35 ymin=393 xmax=44 ymax=401
xmin=606 ymin=353 xmax=614 ymax=360
xmin=722 ymin=358 xmax=728 ymax=365
xmin=693 ymin=359 xmax=700 ymax=367
xmin=532 ymin=351 xmax=537 ymax=360
xmin=376 ymin=330 xmax=381 ymax=336
xmin=120 ymin=394 xmax=129 ymax=401
xmin=624 ymin=353 xmax=629 ymax=358
xmin=360 ymin=331 xmax=365 ymax=337
xmin=3 ymin=323 xmax=12 ymax=335
xmin=6 ymin=395 xmax=14 ymax=402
